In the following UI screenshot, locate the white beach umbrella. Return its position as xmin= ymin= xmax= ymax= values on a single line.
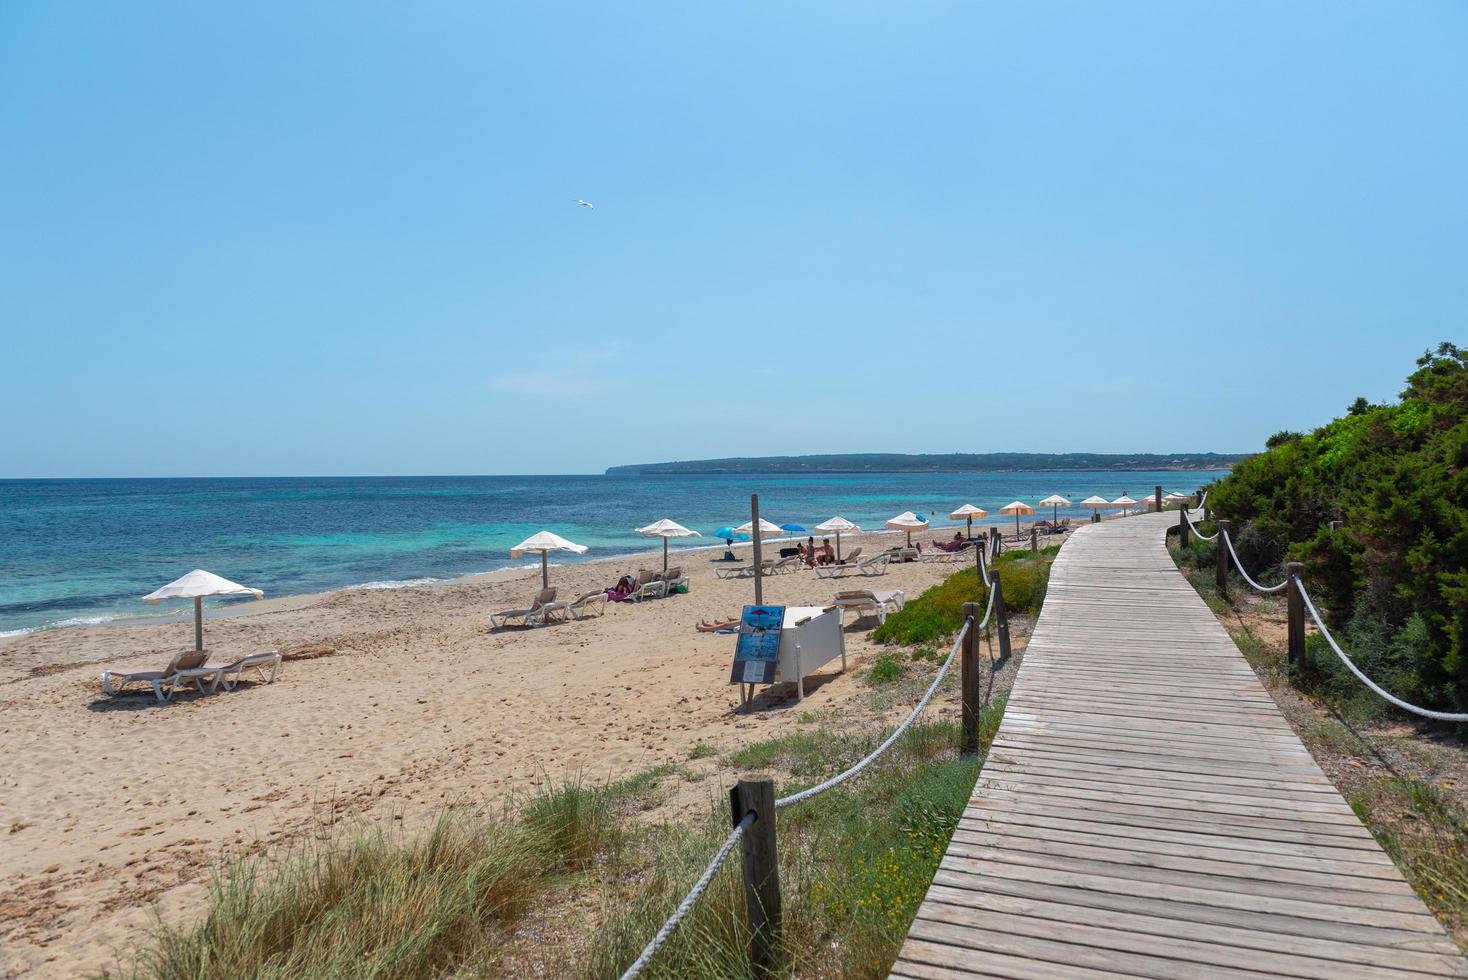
xmin=1036 ymin=494 xmax=1071 ymax=525
xmin=142 ymin=569 xmax=263 ymax=652
xmin=511 ymin=530 xmax=589 ymax=588
xmin=815 ymin=516 xmax=860 ymax=560
xmin=998 ymin=500 xmax=1036 ymax=537
xmin=949 ymin=504 xmax=988 ymax=538
xmin=635 ymin=518 xmax=700 ymax=572
xmin=1078 ymin=495 xmax=1110 ymax=523
xmin=1112 ymin=494 xmax=1139 ymax=516
xmin=735 ymin=518 xmax=785 ymax=539
xmin=1163 ymin=492 xmax=1191 ymax=508
xmin=885 ymin=511 xmax=929 ymax=547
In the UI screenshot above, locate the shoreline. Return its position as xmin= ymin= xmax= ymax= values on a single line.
xmin=0 ymin=524 xmax=993 ymax=643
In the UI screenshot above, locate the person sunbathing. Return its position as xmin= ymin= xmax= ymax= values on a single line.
xmin=697 ymin=617 xmax=740 ymax=632
xmin=819 ymin=539 xmax=835 ymax=564
xmin=606 ymin=574 xmax=637 ymax=601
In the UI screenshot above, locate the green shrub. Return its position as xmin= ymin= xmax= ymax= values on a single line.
xmin=867 ymin=653 xmax=906 ymax=684
xmin=1208 ymin=342 xmax=1468 ymax=712
xmin=872 ymin=554 xmax=1054 ymax=646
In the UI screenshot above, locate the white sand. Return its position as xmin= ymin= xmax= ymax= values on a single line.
xmin=0 ymin=523 xmax=1054 ymax=976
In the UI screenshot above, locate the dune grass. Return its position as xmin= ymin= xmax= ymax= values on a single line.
xmin=114 ymin=796 xmax=597 ymax=979
xmin=110 ymin=702 xmax=1009 ymax=980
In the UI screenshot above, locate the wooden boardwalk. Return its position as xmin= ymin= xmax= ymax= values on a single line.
xmin=892 ymin=512 xmax=1468 ymax=979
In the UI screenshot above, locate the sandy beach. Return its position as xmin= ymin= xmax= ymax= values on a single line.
xmin=0 ymin=522 xmax=1064 ymax=977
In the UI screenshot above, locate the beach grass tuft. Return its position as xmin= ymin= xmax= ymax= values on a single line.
xmin=116 ymin=805 xmax=547 ymax=979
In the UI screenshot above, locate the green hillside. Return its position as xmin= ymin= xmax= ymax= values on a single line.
xmin=606 ymin=451 xmax=1242 ymax=475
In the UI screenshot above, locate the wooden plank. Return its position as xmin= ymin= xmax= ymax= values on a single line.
xmin=890 ymin=513 xmax=1465 ymax=978
xmin=919 ymin=883 xmax=1465 ymax=975
xmin=930 ymin=867 xmax=1462 ymax=956
xmin=917 ymin=900 xmax=1450 ymax=980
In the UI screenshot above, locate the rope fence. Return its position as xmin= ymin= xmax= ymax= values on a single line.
xmin=616 ymin=811 xmax=756 ymax=980
xmin=1295 ymin=579 xmax=1468 ymax=723
xmin=1220 ymin=528 xmax=1289 ymax=593
xmin=778 ymin=600 xmax=988 ymax=809
xmin=1204 ymin=506 xmax=1468 ymax=726
xmin=1182 ymin=507 xmax=1218 ymax=542
xmin=620 ymin=574 xmax=1003 ymax=978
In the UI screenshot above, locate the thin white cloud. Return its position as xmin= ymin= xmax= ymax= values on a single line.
xmin=492 ymin=350 xmax=616 ymax=397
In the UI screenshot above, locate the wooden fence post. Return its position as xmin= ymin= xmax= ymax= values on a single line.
xmin=1215 ymin=519 xmax=1230 ymax=597
xmin=1030 ymin=526 xmax=1038 ymax=553
xmin=1285 ymin=562 xmax=1305 ymax=672
xmin=750 ymin=494 xmax=763 ymax=607
xmin=1178 ymin=506 xmax=1191 ymax=547
xmin=992 ymin=573 xmax=1011 ymax=661
xmin=1155 ymin=485 xmax=1163 ymax=513
xmin=961 ymin=601 xmax=981 ymax=753
xmin=730 ymin=778 xmax=781 ymax=978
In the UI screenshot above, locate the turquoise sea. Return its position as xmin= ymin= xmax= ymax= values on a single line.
xmin=0 ymin=471 xmax=1223 ymax=636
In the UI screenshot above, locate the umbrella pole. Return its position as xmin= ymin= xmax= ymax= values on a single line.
xmin=836 ymin=532 xmax=841 ymax=562
xmin=541 ymin=553 xmax=549 ymax=589
xmin=663 ymin=537 xmax=669 ymax=574
xmin=194 ymin=596 xmax=203 ymax=652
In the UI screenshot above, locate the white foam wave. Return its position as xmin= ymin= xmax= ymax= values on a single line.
xmin=0 ymin=613 xmax=119 ymax=638
xmin=341 ymin=577 xmax=445 ymax=592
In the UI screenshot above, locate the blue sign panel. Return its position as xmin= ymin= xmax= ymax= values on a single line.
xmin=730 ymin=604 xmax=784 ymax=685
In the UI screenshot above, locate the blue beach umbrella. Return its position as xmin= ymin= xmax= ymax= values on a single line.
xmin=713 ymin=527 xmax=749 ymax=541
xmin=780 ymin=523 xmax=806 ymax=534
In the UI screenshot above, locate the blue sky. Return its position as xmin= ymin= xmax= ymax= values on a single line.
xmin=2 ymin=2 xmax=1464 ymax=477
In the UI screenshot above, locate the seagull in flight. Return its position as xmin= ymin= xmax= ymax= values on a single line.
xmin=574 ymin=199 xmax=594 ymax=209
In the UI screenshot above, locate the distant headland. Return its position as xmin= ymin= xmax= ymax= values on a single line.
xmin=605 ymin=452 xmax=1246 ymax=476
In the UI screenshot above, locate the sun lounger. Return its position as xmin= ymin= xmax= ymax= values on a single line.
xmin=714 ymin=559 xmax=773 ymax=580
xmin=563 ymin=590 xmax=608 ymax=619
xmin=627 ymin=579 xmax=667 ymax=601
xmin=174 ymin=651 xmax=283 ymax=695
xmin=623 ymin=569 xmax=667 ymax=602
xmin=814 ymin=553 xmax=889 ymax=579
xmin=769 ymin=555 xmax=802 ymax=574
xmin=831 ymin=589 xmax=905 ymax=624
xmin=490 ymin=587 xmax=558 ymax=629
xmin=100 ymin=649 xmax=210 ymax=703
xmin=660 ymin=566 xmax=687 ymax=593
xmin=920 ymin=546 xmax=959 ymax=563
